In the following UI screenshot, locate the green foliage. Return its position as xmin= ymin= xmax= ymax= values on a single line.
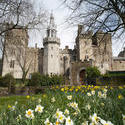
xmin=0 ymin=86 xmax=125 ymax=124
xmin=0 ymin=73 xmax=15 ymax=87
xmin=0 ymin=73 xmax=15 ymax=93
xmin=98 ymin=72 xmax=125 ymax=85
xmin=28 ymin=73 xmax=64 ymax=86
xmin=29 ymin=72 xmax=42 ymax=86
xmin=50 ymin=74 xmax=64 ymax=86
xmin=104 ymin=73 xmax=125 ymax=77
xmin=86 ymin=66 xmax=101 ymax=79
xmin=40 ymin=74 xmax=64 ymax=86
xmin=0 ymin=76 xmax=4 ymax=87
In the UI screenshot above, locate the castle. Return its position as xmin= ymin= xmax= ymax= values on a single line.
xmin=1 ymin=13 xmax=125 ymax=84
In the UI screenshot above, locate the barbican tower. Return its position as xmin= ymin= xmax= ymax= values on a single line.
xmin=43 ymin=13 xmax=60 ymax=75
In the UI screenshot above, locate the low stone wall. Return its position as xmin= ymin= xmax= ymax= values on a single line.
xmin=9 ymin=86 xmax=45 ymax=95
xmin=0 ymin=87 xmax=8 ymax=96
xmin=97 ymin=76 xmax=125 ymax=86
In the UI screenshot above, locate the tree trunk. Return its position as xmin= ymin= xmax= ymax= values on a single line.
xmin=22 ymin=72 xmax=27 ymax=84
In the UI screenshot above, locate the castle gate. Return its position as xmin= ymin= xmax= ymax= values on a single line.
xmin=79 ymin=68 xmax=86 ymax=84
xmin=70 ymin=61 xmax=90 ymax=85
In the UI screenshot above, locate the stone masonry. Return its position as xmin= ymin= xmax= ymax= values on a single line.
xmin=1 ymin=14 xmax=125 ymax=84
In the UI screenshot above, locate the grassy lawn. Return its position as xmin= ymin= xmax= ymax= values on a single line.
xmin=0 ymin=85 xmax=125 ymax=125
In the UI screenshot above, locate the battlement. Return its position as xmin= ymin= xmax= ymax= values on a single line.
xmin=43 ymin=37 xmax=60 ymax=45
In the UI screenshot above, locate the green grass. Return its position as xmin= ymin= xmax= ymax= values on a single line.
xmin=0 ymin=85 xmax=125 ymax=125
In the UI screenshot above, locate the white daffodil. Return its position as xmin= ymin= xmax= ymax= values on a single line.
xmin=82 ymin=121 xmax=88 ymax=125
xmin=86 ymin=104 xmax=91 ymax=110
xmin=16 ymin=115 xmax=22 ymax=122
xmin=90 ymin=113 xmax=100 ymax=124
xmin=15 ymin=101 xmax=18 ymax=105
xmin=69 ymin=102 xmax=78 ymax=109
xmin=87 ymin=92 xmax=92 ymax=96
xmin=38 ymin=99 xmax=41 ymax=103
xmin=101 ymin=103 xmax=105 ymax=106
xmin=54 ymin=119 xmax=60 ymax=125
xmin=64 ymin=109 xmax=69 ymax=115
xmin=100 ymin=119 xmax=114 ymax=125
xmin=58 ymin=114 xmax=65 ymax=123
xmin=90 ymin=122 xmax=96 ymax=125
xmin=67 ymin=95 xmax=72 ymax=100
xmin=102 ymin=93 xmax=107 ymax=99
xmin=73 ymin=111 xmax=78 ymax=116
xmin=54 ymin=109 xmax=63 ymax=119
xmin=98 ymin=91 xmax=102 ymax=98
xmin=11 ymin=106 xmax=15 ymax=111
xmin=44 ymin=118 xmax=53 ymax=125
xmin=103 ymin=88 xmax=108 ymax=93
xmin=122 ymin=114 xmax=125 ymax=125
xmin=91 ymin=90 xmax=95 ymax=95
xmin=65 ymin=116 xmax=74 ymax=125
xmin=51 ymin=97 xmax=56 ymax=102
xmin=35 ymin=105 xmax=44 ymax=113
xmin=25 ymin=109 xmax=34 ymax=119
xmin=122 ymin=114 xmax=125 ymax=120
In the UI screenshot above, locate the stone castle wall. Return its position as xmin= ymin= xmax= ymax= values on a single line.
xmin=2 ymin=24 xmax=125 ymax=83
xmin=112 ymin=57 xmax=125 ymax=71
xmin=2 ymin=28 xmax=39 ymax=79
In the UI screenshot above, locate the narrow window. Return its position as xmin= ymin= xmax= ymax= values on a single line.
xmin=10 ymin=60 xmax=15 ymax=68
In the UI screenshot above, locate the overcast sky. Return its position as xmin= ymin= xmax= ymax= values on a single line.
xmin=29 ymin=0 xmax=124 ymax=56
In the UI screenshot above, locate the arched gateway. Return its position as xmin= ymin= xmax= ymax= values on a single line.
xmin=77 ymin=68 xmax=86 ymax=84
xmin=70 ymin=61 xmax=90 ymax=85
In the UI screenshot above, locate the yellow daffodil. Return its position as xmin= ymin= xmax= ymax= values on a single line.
xmin=61 ymin=88 xmax=64 ymax=92
xmin=26 ymin=95 xmax=30 ymax=99
xmin=118 ymin=94 xmax=123 ymax=99
xmin=43 ymin=94 xmax=47 ymax=98
xmin=8 ymin=105 xmax=11 ymax=109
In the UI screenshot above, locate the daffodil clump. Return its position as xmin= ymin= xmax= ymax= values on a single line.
xmin=0 ymin=85 xmax=125 ymax=124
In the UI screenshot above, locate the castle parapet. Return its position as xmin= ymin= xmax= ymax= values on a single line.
xmin=43 ymin=37 xmax=60 ymax=45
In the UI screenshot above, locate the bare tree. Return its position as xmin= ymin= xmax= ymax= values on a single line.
xmin=0 ymin=0 xmax=47 ymax=54
xmin=1 ymin=0 xmax=47 ymax=82
xmin=3 ymin=28 xmax=37 ymax=84
xmin=0 ymin=0 xmax=47 ymax=34
xmin=15 ymin=45 xmax=33 ymax=84
xmin=63 ymin=0 xmax=125 ymax=36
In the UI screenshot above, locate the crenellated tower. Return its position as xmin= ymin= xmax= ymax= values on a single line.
xmin=43 ymin=12 xmax=60 ymax=75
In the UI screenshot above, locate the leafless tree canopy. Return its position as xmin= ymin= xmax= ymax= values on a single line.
xmin=0 ymin=0 xmax=47 ymax=80
xmin=0 ymin=0 xmax=47 ymax=36
xmin=63 ymin=0 xmax=125 ymax=36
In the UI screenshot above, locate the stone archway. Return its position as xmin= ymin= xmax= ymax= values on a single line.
xmin=77 ymin=68 xmax=86 ymax=84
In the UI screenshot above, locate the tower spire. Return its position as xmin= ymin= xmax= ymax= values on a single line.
xmin=49 ymin=11 xmax=56 ymax=30
xmin=46 ymin=12 xmax=57 ymax=38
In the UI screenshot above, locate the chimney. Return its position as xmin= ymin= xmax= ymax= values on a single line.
xmin=35 ymin=43 xmax=37 ymax=48
xmin=78 ymin=25 xmax=83 ymax=35
xmin=65 ymin=46 xmax=69 ymax=49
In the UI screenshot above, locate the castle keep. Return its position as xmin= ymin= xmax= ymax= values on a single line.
xmin=1 ymin=14 xmax=125 ymax=84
